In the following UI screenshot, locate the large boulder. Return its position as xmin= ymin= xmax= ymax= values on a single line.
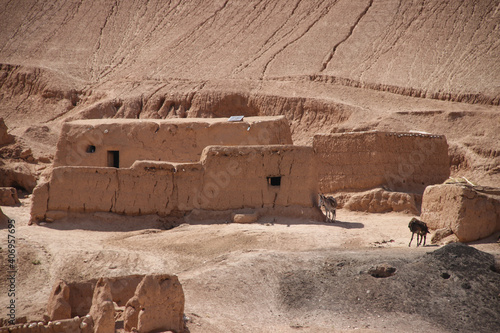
xmin=421 ymin=184 xmax=500 ymax=242
xmin=124 ymin=274 xmax=185 ymax=333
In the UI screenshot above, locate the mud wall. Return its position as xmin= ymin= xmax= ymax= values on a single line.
xmin=314 ymin=131 xmax=450 ymax=193
xmin=53 ymin=116 xmax=292 ymax=168
xmin=421 ymin=184 xmax=500 ymax=242
xmin=32 ymin=145 xmax=317 ymax=221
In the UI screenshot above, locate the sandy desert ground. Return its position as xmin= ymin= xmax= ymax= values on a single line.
xmin=1 ymin=0 xmax=500 ymax=332
xmin=1 ymin=197 xmax=500 ymax=333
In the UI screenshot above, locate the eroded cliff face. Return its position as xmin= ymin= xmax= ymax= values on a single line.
xmin=1 ymin=0 xmax=498 ymax=102
xmin=0 ymin=0 xmax=499 ymax=187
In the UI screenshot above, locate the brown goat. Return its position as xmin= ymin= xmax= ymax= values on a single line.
xmin=408 ymin=217 xmax=430 ymax=247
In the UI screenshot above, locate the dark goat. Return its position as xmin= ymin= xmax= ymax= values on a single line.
xmin=408 ymin=217 xmax=430 ymax=247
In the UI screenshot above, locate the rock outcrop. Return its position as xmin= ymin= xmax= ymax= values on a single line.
xmin=0 ymin=162 xmax=37 ymax=192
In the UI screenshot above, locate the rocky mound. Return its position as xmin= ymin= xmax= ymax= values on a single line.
xmin=280 ymin=243 xmax=500 ymax=333
xmin=337 ymin=188 xmax=420 ymax=214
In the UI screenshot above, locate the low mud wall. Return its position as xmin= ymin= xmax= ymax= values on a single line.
xmin=421 ymin=184 xmax=500 ymax=242
xmin=314 ymin=131 xmax=449 ymax=193
xmin=32 ymin=145 xmax=318 ymax=222
xmin=0 ymin=317 xmax=93 ymax=333
xmin=53 ymin=116 xmax=292 ymax=168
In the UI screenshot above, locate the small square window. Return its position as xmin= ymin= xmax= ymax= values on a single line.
xmin=86 ymin=145 xmax=96 ymax=153
xmin=267 ymin=176 xmax=281 ymax=186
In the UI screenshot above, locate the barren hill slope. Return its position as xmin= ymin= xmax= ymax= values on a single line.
xmin=0 ymin=0 xmax=499 ymax=185
xmin=1 ymin=0 xmax=499 ymax=100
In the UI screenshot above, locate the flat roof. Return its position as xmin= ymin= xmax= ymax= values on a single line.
xmin=66 ymin=116 xmax=286 ymax=126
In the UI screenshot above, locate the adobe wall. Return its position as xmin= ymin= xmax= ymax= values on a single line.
xmin=31 ymin=145 xmax=318 ymax=221
xmin=42 ymin=274 xmax=184 ymax=333
xmin=314 ymin=131 xmax=449 ymax=193
xmin=53 ymin=116 xmax=292 ymax=168
xmin=46 ymin=275 xmax=146 ymax=318
xmin=421 ymin=184 xmax=500 ymax=242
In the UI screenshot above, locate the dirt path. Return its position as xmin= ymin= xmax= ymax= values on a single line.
xmin=1 ymin=199 xmax=499 ymax=332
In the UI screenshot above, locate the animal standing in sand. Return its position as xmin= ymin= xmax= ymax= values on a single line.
xmin=319 ymin=194 xmax=337 ymax=222
xmin=408 ymin=217 xmax=430 ymax=247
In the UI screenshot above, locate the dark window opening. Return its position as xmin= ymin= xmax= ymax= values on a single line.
xmin=267 ymin=176 xmax=281 ymax=186
xmin=107 ymin=151 xmax=119 ymax=168
xmin=86 ymin=145 xmax=96 ymax=153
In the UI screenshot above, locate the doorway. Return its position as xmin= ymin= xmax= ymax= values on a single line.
xmin=107 ymin=151 xmax=119 ymax=168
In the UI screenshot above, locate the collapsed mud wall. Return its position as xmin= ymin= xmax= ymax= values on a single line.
xmin=314 ymin=131 xmax=450 ymax=193
xmin=0 ymin=316 xmax=93 ymax=333
xmin=421 ymin=184 xmax=500 ymax=242
xmin=53 ymin=116 xmax=292 ymax=168
xmin=32 ymin=145 xmax=317 ymax=222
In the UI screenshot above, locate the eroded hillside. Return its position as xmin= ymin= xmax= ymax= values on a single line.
xmin=1 ymin=0 xmax=499 ymax=187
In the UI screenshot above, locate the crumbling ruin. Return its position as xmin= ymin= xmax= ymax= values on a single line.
xmin=421 ymin=183 xmax=500 ymax=242
xmin=0 ymin=316 xmax=94 ymax=333
xmin=1 ymin=274 xmax=184 ymax=333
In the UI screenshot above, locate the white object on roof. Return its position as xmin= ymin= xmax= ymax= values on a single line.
xmin=228 ymin=115 xmax=244 ymax=122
